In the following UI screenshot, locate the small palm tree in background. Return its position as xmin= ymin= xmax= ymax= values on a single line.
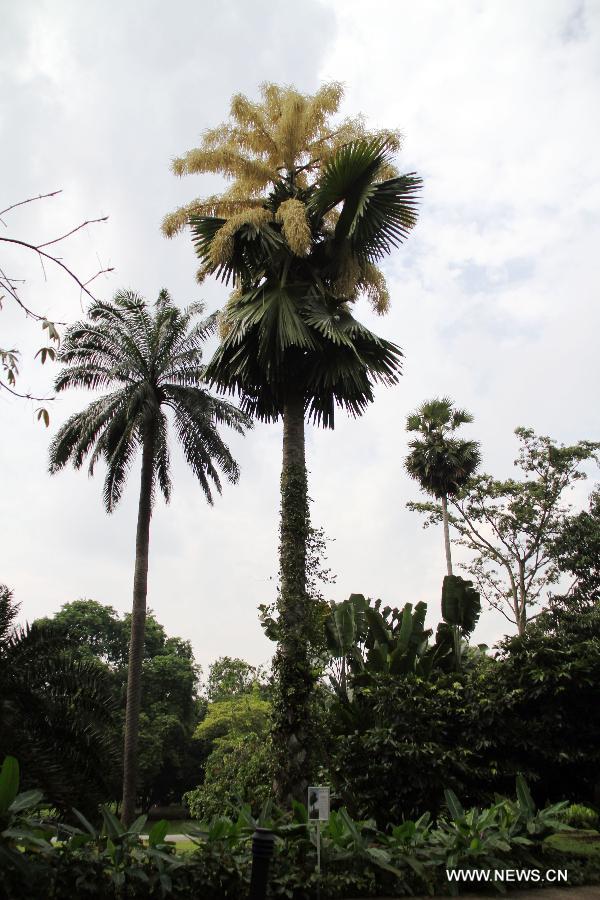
xmin=48 ymin=289 xmax=251 ymax=825
xmin=0 ymin=585 xmax=118 ymax=816
xmin=405 ymin=398 xmax=481 ymax=575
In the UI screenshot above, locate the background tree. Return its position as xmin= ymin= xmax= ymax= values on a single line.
xmin=48 ymin=289 xmax=250 ymax=824
xmin=164 ymin=83 xmax=421 ymax=805
xmin=0 ymin=586 xmax=118 ymax=815
xmin=405 ymin=398 xmax=480 ymax=576
xmin=36 ymin=598 xmax=126 ymax=666
xmin=204 ymin=655 xmax=268 ymax=703
xmin=36 ymin=599 xmax=206 ymax=810
xmin=409 ymin=428 xmax=600 ymax=634
xmin=549 ymin=487 xmax=600 ymax=603
xmin=185 ymin=682 xmax=272 ymax=820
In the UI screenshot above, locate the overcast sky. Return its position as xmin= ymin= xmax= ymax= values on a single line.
xmin=1 ymin=0 xmax=599 ymax=675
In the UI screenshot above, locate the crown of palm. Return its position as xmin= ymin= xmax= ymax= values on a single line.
xmin=200 ymin=140 xmax=420 ymax=426
xmin=162 ymin=83 xmax=402 ymax=234
xmin=163 ymin=83 xmax=421 ymax=318
xmin=405 ymin=398 xmax=481 ymax=498
xmin=49 ymin=289 xmax=250 ymax=511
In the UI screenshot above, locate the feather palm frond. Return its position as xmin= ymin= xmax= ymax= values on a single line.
xmin=50 ymin=290 xmax=252 ymax=512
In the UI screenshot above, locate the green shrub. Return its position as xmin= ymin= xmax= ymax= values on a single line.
xmin=184 ymin=731 xmax=272 ymax=820
xmin=326 ymin=597 xmax=600 ymax=822
xmin=3 ymin=756 xmax=600 ymax=899
xmin=327 ymin=671 xmax=510 ymax=825
xmin=560 ymin=803 xmax=599 ymax=829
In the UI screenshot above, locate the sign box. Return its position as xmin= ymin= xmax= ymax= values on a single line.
xmin=308 ymin=785 xmax=330 ymax=822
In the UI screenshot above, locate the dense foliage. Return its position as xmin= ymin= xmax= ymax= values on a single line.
xmin=184 ymin=674 xmax=272 ymax=820
xmin=326 ymin=595 xmax=600 ymax=824
xmin=0 ymin=588 xmax=118 ymax=817
xmin=35 ymin=600 xmax=205 ymax=810
xmin=409 ymin=428 xmax=600 ymax=633
xmin=2 ymin=756 xmax=599 ymax=900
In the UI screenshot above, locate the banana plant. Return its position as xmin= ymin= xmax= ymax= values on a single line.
xmin=362 ymin=599 xmax=432 ymax=677
xmin=324 ymin=594 xmax=439 ymax=693
xmin=439 ymin=575 xmax=481 ymax=671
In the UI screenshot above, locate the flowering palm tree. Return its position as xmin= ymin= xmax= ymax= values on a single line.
xmin=164 ymin=84 xmax=421 ymax=804
xmin=48 ymin=289 xmax=251 ymax=824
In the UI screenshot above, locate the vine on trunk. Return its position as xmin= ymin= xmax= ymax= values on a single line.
xmin=271 ymin=461 xmax=318 ymax=805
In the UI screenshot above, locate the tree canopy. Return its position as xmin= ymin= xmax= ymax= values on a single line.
xmin=410 ymin=427 xmax=600 ymax=633
xmin=35 ymin=599 xmax=204 ymax=809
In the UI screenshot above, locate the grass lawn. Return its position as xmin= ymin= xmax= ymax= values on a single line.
xmin=164 ymin=827 xmax=600 ymax=859
xmin=168 ymin=839 xmax=199 ymax=854
xmin=158 ymin=818 xmax=199 ymax=835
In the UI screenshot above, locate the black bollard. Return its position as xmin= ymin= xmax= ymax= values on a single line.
xmin=248 ymin=827 xmax=276 ymax=900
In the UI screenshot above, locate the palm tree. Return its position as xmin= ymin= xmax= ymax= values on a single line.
xmin=163 ymin=84 xmax=421 ymax=803
xmin=48 ymin=289 xmax=251 ymax=825
xmin=405 ymin=398 xmax=481 ymax=576
xmin=0 ymin=585 xmax=119 ymax=816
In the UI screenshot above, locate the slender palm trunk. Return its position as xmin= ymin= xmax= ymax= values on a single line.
xmin=441 ymin=495 xmax=453 ymax=576
xmin=272 ymin=389 xmax=314 ymax=806
xmin=441 ymin=495 xmax=461 ymax=667
xmin=121 ymin=426 xmax=155 ymax=826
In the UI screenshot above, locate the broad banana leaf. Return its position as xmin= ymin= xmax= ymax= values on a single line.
xmin=441 ymin=575 xmax=481 ymax=635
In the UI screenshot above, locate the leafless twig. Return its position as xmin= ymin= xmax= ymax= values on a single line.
xmin=0 ymin=190 xmax=63 ymax=226
xmin=0 ymin=377 xmax=54 ymax=402
xmin=0 ymin=236 xmax=111 ymax=303
xmin=37 ymin=215 xmax=109 ymax=249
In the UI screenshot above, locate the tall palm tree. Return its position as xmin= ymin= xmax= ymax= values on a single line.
xmin=405 ymin=398 xmax=481 ymax=576
xmin=48 ymin=289 xmax=251 ymax=825
xmin=0 ymin=585 xmax=119 ymax=816
xmin=163 ymin=85 xmax=421 ymax=804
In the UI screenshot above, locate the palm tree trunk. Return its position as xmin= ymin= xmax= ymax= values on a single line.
xmin=121 ymin=425 xmax=155 ymax=826
xmin=441 ymin=495 xmax=453 ymax=576
xmin=272 ymin=388 xmax=314 ymax=807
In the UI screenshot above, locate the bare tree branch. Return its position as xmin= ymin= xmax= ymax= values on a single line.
xmin=0 ymin=377 xmax=54 ymax=402
xmin=0 ymin=189 xmax=62 ymax=224
xmin=0 ymin=237 xmax=112 ymax=303
xmin=37 ymin=215 xmax=109 ymax=249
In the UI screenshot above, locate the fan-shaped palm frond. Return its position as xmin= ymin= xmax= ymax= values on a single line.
xmin=405 ymin=398 xmax=481 ymax=578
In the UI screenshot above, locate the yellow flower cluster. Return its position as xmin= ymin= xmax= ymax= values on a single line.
xmin=333 ymin=252 xmax=390 ymax=314
xmin=275 ymin=199 xmax=312 ymax=257
xmin=164 ymin=81 xmax=405 ymax=316
xmin=163 ymin=81 xmax=398 ymax=240
xmin=357 ymin=262 xmax=391 ymax=315
xmin=209 ymin=208 xmax=273 ymax=267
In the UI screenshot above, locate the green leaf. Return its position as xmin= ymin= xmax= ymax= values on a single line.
xmin=397 ymin=603 xmax=414 ymax=651
xmin=444 ymin=788 xmax=465 ymax=821
xmin=148 ymin=819 xmax=170 ymax=846
xmin=516 ymin=775 xmax=535 ymax=816
xmin=72 ymin=808 xmax=98 ymax=837
xmin=128 ymin=813 xmax=148 ymax=835
xmin=0 ymin=757 xmax=19 ymax=816
xmin=101 ymin=806 xmax=125 ymax=838
xmin=9 ymin=789 xmax=43 ymax=813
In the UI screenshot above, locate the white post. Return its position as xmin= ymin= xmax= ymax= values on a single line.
xmin=316 ymin=818 xmax=321 ymax=875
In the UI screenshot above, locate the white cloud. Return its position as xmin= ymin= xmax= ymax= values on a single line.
xmin=1 ymin=0 xmax=598 ymax=668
